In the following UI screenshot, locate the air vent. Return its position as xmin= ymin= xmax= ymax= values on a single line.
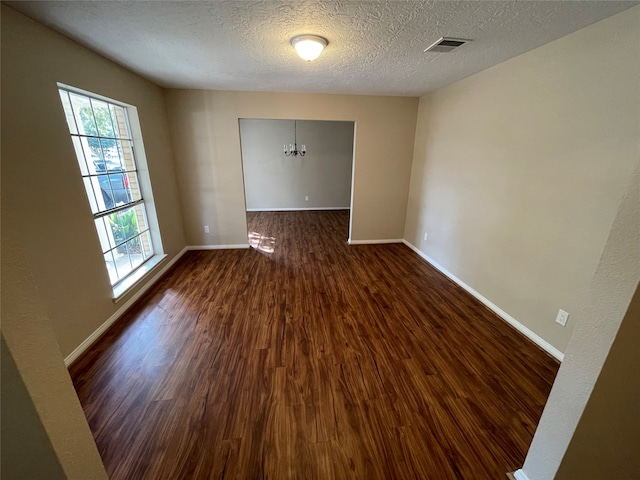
xmin=424 ymin=37 xmax=471 ymax=53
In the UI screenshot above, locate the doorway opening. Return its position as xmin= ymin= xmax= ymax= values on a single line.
xmin=238 ymin=119 xmax=356 ymax=252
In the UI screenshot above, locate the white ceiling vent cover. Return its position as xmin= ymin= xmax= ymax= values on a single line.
xmin=424 ymin=37 xmax=471 ymax=53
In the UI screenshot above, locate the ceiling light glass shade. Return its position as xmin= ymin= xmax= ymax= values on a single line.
xmin=290 ymin=35 xmax=328 ymax=62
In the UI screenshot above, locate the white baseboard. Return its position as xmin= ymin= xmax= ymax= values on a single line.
xmin=187 ymin=244 xmax=250 ymax=250
xmin=246 ymin=207 xmax=350 ymax=212
xmin=348 ymin=238 xmax=403 ymax=245
xmin=513 ymin=470 xmax=529 ymax=480
xmin=402 ymin=240 xmax=564 ymax=362
xmin=64 ymin=246 xmax=189 ymax=366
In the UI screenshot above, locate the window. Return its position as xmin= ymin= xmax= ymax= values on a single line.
xmin=58 ymin=87 xmax=158 ymax=291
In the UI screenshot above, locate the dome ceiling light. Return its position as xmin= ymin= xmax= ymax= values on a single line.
xmin=290 ymin=35 xmax=328 ymax=62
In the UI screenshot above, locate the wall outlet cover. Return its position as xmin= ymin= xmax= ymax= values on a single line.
xmin=556 ymin=309 xmax=569 ymax=326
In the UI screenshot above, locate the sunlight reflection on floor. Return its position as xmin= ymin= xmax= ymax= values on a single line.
xmin=248 ymin=231 xmax=276 ymax=254
xmin=117 ymin=287 xmax=188 ymax=377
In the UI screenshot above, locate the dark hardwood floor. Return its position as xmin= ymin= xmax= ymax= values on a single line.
xmin=70 ymin=210 xmax=559 ymax=479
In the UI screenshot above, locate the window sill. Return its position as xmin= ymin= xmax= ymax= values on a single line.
xmin=112 ymin=254 xmax=167 ymax=302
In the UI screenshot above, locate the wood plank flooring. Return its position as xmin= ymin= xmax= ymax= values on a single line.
xmin=70 ymin=210 xmax=559 ymax=480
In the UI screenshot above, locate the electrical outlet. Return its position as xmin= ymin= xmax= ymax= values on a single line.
xmin=305 ymin=195 xmax=309 ymax=201
xmin=204 ymin=225 xmax=209 ymax=234
xmin=423 ymin=232 xmax=428 ymax=241
xmin=555 ymin=309 xmax=569 ymax=326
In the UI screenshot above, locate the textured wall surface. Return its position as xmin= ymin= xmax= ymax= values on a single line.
xmin=405 ymin=6 xmax=640 ymax=353
xmin=555 ymin=283 xmax=640 ymax=479
xmin=1 ymin=212 xmax=108 ymax=478
xmin=1 ymin=6 xmax=186 ymax=357
xmin=1 ymin=336 xmax=66 ymax=479
xmin=7 ymin=1 xmax=636 ymax=96
xmin=240 ymin=119 xmax=354 ymax=211
xmin=522 ymin=161 xmax=639 ymax=480
xmin=166 ymin=90 xmax=417 ymax=245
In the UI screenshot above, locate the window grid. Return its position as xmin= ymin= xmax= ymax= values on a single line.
xmin=59 ymin=87 xmax=155 ymax=288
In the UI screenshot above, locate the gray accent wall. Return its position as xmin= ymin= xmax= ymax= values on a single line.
xmin=240 ymin=119 xmax=354 ymax=211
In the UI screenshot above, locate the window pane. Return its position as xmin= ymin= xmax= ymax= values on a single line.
xmin=100 ymin=215 xmax=116 ymax=249
xmin=94 ymin=217 xmax=112 ymax=252
xmin=87 ymin=174 xmax=139 ymax=215
xmin=71 ymin=136 xmax=88 ymax=176
xmin=108 ymin=207 xmax=140 ymax=247
xmin=100 ymin=138 xmax=118 ymax=163
xmin=91 ymin=99 xmax=116 ymax=138
xmin=107 ymin=173 xmax=131 ymax=207
xmin=58 ymin=90 xmax=78 ymax=134
xmin=82 ymin=177 xmax=100 ymax=213
xmin=70 ymin=93 xmax=98 ymax=136
xmin=104 ymin=251 xmax=118 ymax=284
xmin=83 ymin=138 xmax=103 ymax=174
xmin=126 ymin=236 xmax=145 ymax=272
xmin=110 ymin=104 xmax=129 ymax=139
xmin=93 ymin=175 xmax=113 ymax=211
xmin=141 ymin=230 xmax=154 ymax=259
xmin=112 ymin=246 xmax=132 ymax=280
xmin=133 ymin=204 xmax=149 ymax=232
xmin=124 ymin=172 xmax=142 ymax=202
xmin=120 ymin=140 xmax=137 ymax=171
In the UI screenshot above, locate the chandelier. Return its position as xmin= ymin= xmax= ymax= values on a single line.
xmin=283 ymin=120 xmax=306 ymax=157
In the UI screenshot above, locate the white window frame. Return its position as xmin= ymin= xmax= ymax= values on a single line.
xmin=58 ymin=83 xmax=166 ymax=299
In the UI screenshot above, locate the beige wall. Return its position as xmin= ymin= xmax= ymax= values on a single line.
xmin=240 ymin=119 xmax=354 ymax=211
xmin=2 ymin=335 xmax=67 ymax=479
xmin=405 ymin=6 xmax=640 ymax=352
xmin=556 ymin=282 xmax=640 ymax=480
xmin=522 ymin=161 xmax=639 ymax=479
xmin=1 ymin=5 xmax=186 ymax=357
xmin=1 ymin=209 xmax=108 ymax=478
xmin=165 ymin=89 xmax=417 ymax=245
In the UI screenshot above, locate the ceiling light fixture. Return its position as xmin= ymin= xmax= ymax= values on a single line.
xmin=284 ymin=120 xmax=306 ymax=157
xmin=290 ymin=35 xmax=328 ymax=62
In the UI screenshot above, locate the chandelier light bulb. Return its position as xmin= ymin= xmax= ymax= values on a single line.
xmin=290 ymin=35 xmax=328 ymax=62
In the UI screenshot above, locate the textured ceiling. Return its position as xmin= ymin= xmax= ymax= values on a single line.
xmin=7 ymin=1 xmax=638 ymax=96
